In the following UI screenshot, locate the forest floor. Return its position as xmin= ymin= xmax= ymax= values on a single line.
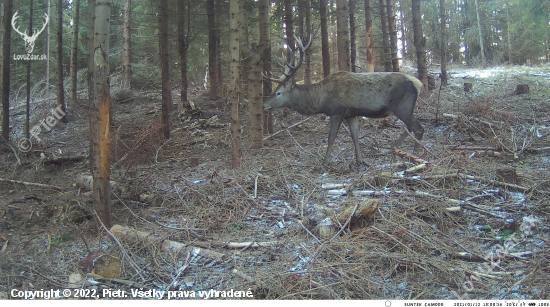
xmin=1 ymin=64 xmax=550 ymax=300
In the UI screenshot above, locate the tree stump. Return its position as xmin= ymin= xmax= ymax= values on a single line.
xmin=497 ymin=168 xmax=518 ymax=184
xmin=514 ymin=84 xmax=529 ymax=95
xmin=464 ymin=83 xmax=473 ymax=92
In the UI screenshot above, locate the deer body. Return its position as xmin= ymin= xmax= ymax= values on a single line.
xmin=264 ymin=71 xmax=424 ymax=165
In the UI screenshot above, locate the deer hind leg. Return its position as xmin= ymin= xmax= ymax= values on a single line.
xmin=346 ymin=117 xmax=362 ymax=165
xmin=323 ymin=115 xmax=343 ymax=164
xmin=392 ymin=95 xmax=424 ymax=151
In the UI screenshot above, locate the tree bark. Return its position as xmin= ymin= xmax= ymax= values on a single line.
xmin=91 ymin=0 xmax=112 ymax=229
xmin=229 ymin=0 xmax=242 ymax=168
xmin=349 ymin=0 xmax=357 ymax=72
xmin=386 ymin=0 xmax=399 ymax=71
xmin=70 ymin=0 xmax=81 ymax=103
xmin=440 ymin=0 xmax=447 ymax=85
xmin=259 ymin=0 xmax=273 ymax=133
xmin=177 ymin=0 xmax=189 ymax=107
xmin=158 ymin=0 xmax=171 ymax=139
xmin=411 ymin=0 xmax=428 ymax=93
xmin=399 ymin=0 xmax=407 ymax=61
xmin=87 ymin=0 xmax=95 ymax=104
xmin=364 ymin=0 xmax=374 ymax=72
xmin=378 ymin=0 xmax=391 ymax=71
xmin=25 ymin=0 xmax=34 ymax=140
xmin=56 ymin=0 xmax=67 ymax=122
xmin=320 ymin=0 xmax=330 ymax=77
xmin=506 ymin=3 xmax=513 ymax=65
xmin=304 ymin=0 xmax=312 ymax=83
xmin=207 ymin=0 xmax=218 ymax=99
xmin=2 ymin=0 xmax=12 ymax=140
xmin=336 ymin=0 xmax=350 ymax=71
xmin=121 ymin=0 xmax=131 ymax=89
xmin=45 ymin=0 xmax=51 ymax=99
xmin=474 ymin=0 xmax=486 ymax=67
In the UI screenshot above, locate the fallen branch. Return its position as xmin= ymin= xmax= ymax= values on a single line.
xmin=0 ymin=178 xmax=63 ymax=191
xmin=262 ymin=117 xmax=312 ymax=141
xmin=110 ymin=225 xmax=227 ymax=261
xmin=393 ymin=148 xmax=430 ymax=164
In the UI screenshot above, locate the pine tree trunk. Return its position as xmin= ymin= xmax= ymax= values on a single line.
xmin=259 ymin=0 xmax=273 ymax=133
xmin=304 ymin=0 xmax=312 ymax=84
xmin=411 ymin=0 xmax=428 ymax=93
xmin=207 ymin=0 xmax=218 ymax=99
xmin=320 ymin=0 xmax=330 ymax=77
xmin=45 ymin=0 xmax=51 ymax=99
xmin=25 ymin=0 xmax=34 ymax=140
xmin=56 ymin=0 xmax=67 ymax=121
xmin=349 ymin=0 xmax=356 ymax=72
xmin=474 ymin=0 xmax=486 ymax=67
xmin=1 ymin=0 xmax=11 ymax=140
xmin=158 ymin=0 xmax=171 ymax=139
xmin=399 ymin=0 xmax=407 ymax=61
xmin=177 ymin=0 xmax=189 ymax=107
xmin=87 ymin=0 xmax=95 ymax=103
xmin=378 ymin=0 xmax=391 ymax=71
xmin=386 ymin=0 xmax=399 ymax=71
xmin=91 ymin=0 xmax=112 ymax=229
xmin=229 ymin=0 xmax=242 ymax=168
xmin=284 ymin=0 xmax=295 ymax=80
xmin=440 ymin=0 xmax=447 ymax=85
xmin=364 ymin=0 xmax=374 ymax=72
xmin=121 ymin=0 xmax=131 ymax=89
xmin=70 ymin=0 xmax=80 ymax=102
xmin=506 ymin=3 xmax=513 ymax=65
xmin=336 ymin=0 xmax=350 ymax=71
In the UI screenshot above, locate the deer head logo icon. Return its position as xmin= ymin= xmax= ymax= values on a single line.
xmin=12 ymin=11 xmax=49 ymax=54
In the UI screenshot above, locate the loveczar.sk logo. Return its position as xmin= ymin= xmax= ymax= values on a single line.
xmin=12 ymin=11 xmax=48 ymax=60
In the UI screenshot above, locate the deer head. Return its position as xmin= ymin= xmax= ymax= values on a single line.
xmin=12 ymin=11 xmax=49 ymax=54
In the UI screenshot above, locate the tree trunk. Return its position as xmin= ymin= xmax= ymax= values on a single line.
xmin=121 ymin=0 xmax=131 ymax=89
xmin=378 ymin=0 xmax=391 ymax=71
xmin=474 ymin=0 xmax=486 ymax=67
xmin=440 ymin=0 xmax=447 ymax=85
xmin=399 ymin=0 xmax=407 ymax=61
xmin=215 ymin=0 xmax=222 ymax=93
xmin=207 ymin=0 xmax=218 ymax=100
xmin=506 ymin=3 xmax=513 ymax=65
xmin=411 ymin=0 xmax=428 ymax=93
xmin=159 ymin=0 xmax=171 ymax=139
xmin=70 ymin=0 xmax=81 ymax=103
xmin=284 ymin=0 xmax=295 ymax=79
xmin=336 ymin=0 xmax=350 ymax=71
xmin=259 ymin=0 xmax=273 ymax=133
xmin=386 ymin=0 xmax=399 ymax=71
xmin=320 ymin=0 xmax=330 ymax=77
xmin=87 ymin=0 xmax=95 ymax=103
xmin=364 ymin=0 xmax=374 ymax=72
xmin=45 ymin=0 xmax=51 ymax=99
xmin=91 ymin=0 xmax=112 ymax=229
xmin=349 ymin=0 xmax=356 ymax=72
xmin=304 ymin=0 xmax=312 ymax=84
xmin=239 ymin=0 xmax=249 ymax=95
xmin=177 ymin=0 xmax=189 ymax=107
xmin=0 ymin=1 xmax=3 ymax=92
xmin=25 ymin=0 xmax=34 ymax=140
xmin=56 ymin=0 xmax=67 ymax=121
xmin=229 ymin=0 xmax=242 ymax=168
xmin=2 ymin=0 xmax=12 ymax=141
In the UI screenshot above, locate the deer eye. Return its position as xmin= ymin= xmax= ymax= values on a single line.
xmin=276 ymin=91 xmax=282 ymax=97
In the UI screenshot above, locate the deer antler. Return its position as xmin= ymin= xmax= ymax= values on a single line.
xmin=263 ymin=35 xmax=312 ymax=84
